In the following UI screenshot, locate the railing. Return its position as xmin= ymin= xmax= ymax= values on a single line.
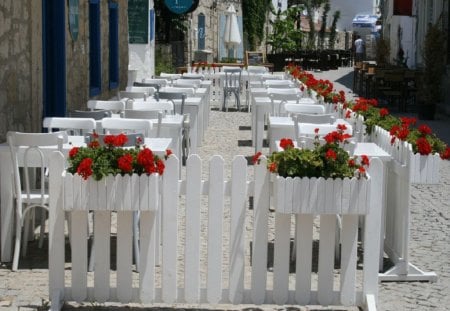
xmin=48 ymin=152 xmax=382 ymax=311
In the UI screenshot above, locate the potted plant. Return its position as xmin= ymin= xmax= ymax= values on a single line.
xmin=418 ymin=22 xmax=446 ymax=120
xmin=64 ymin=133 xmax=171 ymax=211
xmin=253 ymin=128 xmax=371 ymax=214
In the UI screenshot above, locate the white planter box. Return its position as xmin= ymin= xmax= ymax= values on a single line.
xmin=371 ymin=125 xmax=441 ymax=184
xmin=273 ymin=175 xmax=370 ymax=215
xmin=62 ymin=173 xmax=160 ymax=211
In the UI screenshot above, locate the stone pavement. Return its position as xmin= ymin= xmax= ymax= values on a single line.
xmin=0 ymin=67 xmax=449 ymax=310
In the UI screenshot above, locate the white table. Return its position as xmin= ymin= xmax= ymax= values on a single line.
xmin=0 ymin=136 xmax=172 ymax=262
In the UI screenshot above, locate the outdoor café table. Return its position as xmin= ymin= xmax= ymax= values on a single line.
xmin=0 ymin=135 xmax=172 ymax=262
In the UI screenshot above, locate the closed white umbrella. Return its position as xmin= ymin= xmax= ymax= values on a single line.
xmin=223 ymin=4 xmax=241 ymax=58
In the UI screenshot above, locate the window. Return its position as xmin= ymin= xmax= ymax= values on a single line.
xmin=89 ymin=0 xmax=101 ymax=96
xmin=109 ymin=1 xmax=119 ymax=89
xmin=198 ymin=13 xmax=205 ymax=50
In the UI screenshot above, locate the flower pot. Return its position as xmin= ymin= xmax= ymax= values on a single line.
xmin=62 ymin=173 xmax=160 ymax=211
xmin=273 ymin=175 xmax=370 ymax=215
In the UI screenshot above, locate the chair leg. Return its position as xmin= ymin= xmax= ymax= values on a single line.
xmin=38 ymin=209 xmax=46 ymax=248
xmin=12 ymin=221 xmax=22 ymax=271
xmin=22 ymin=214 xmax=31 ymax=257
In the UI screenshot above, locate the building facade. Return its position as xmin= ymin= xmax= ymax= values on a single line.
xmin=0 ymin=0 xmax=129 ymax=142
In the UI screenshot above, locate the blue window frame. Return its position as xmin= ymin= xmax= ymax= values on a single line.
xmin=109 ymin=1 xmax=119 ymax=89
xmin=89 ymin=0 xmax=101 ymax=96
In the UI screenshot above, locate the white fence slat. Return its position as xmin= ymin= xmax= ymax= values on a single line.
xmin=317 ymin=215 xmax=336 ymax=305
xmin=308 ymin=177 xmax=318 ymax=214
xmin=333 ymin=179 xmax=342 ymax=214
xmin=300 ymin=178 xmax=309 ymax=213
xmin=251 ymin=157 xmax=270 ymax=304
xmin=94 ymin=211 xmax=111 ymax=302
xmin=73 ymin=174 xmax=82 ymax=210
xmin=285 ymin=178 xmax=294 ymax=214
xmin=293 ymin=177 xmax=301 ymax=214
xmin=139 ymin=175 xmax=149 ymax=211
xmin=162 ymin=156 xmax=179 ymax=303
xmin=340 ymin=215 xmax=358 ymax=305
xmin=349 ymin=178 xmax=358 ymax=214
xmin=98 ymin=178 xmax=107 ymax=211
xmin=207 ymin=156 xmax=225 ymax=304
xmin=139 ymin=211 xmax=157 ymax=303
xmin=341 ymin=178 xmax=351 ymax=214
xmin=105 ymin=175 xmax=115 ymax=211
xmin=363 ymin=158 xmax=383 ymax=300
xmin=185 ymin=155 xmax=202 ymax=302
xmin=88 ymin=178 xmax=98 ymax=211
xmin=273 ymin=212 xmax=290 ymax=305
xmin=324 ymin=179 xmax=334 ymax=214
xmin=122 ymin=175 xmax=131 ymax=211
xmin=131 ymin=174 xmax=139 ymax=211
xmin=117 ymin=211 xmax=133 ymax=303
xmin=316 ymin=178 xmax=325 ymax=214
xmin=295 ymin=214 xmax=313 ymax=304
xmin=49 ymin=152 xmax=66 ymax=303
xmin=70 ymin=211 xmax=88 ymax=302
xmin=229 ymin=156 xmax=247 ymax=304
xmin=64 ymin=174 xmax=74 ymax=211
xmin=275 ymin=176 xmax=285 ymax=213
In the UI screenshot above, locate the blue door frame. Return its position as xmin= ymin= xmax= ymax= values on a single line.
xmin=42 ymin=0 xmax=66 ymax=117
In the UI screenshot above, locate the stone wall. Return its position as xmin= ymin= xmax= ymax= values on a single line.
xmin=0 ymin=0 xmax=129 ymax=142
xmin=0 ymin=1 xmax=42 ymax=142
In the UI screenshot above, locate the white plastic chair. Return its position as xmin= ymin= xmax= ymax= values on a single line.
xmin=101 ymin=117 xmax=153 ymax=137
xmin=161 ymin=86 xmax=196 ymax=97
xmin=264 ymin=79 xmax=295 ymax=88
xmin=68 ymin=109 xmax=112 ymax=120
xmin=118 ymin=91 xmax=147 ymax=101
xmin=43 ymin=117 xmax=96 ymax=135
xmin=87 ymin=100 xmax=125 ymax=114
xmin=126 ymin=99 xmax=174 ymax=115
xmin=126 ymin=86 xmax=156 ymax=95
xmin=284 ymin=103 xmax=326 ymax=116
xmin=141 ymin=78 xmax=169 ymax=88
xmin=173 ymin=79 xmax=202 ymax=89
xmin=181 ymin=73 xmax=205 ymax=80
xmin=7 ymin=131 xmax=68 ymax=271
xmin=294 ymin=113 xmax=335 ymax=124
xmin=247 ymin=65 xmax=268 ymax=74
xmin=267 ymin=88 xmax=302 ymax=116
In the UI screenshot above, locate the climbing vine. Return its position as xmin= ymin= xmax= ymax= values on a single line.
xmin=242 ymin=0 xmax=272 ymax=50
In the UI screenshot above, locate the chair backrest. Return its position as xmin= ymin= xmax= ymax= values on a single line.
xmin=298 ymin=97 xmax=317 ymax=105
xmin=181 ymin=73 xmax=205 ymax=80
xmin=267 ymin=88 xmax=301 ymax=115
xmin=134 ymin=82 xmax=160 ymax=92
xmin=173 ymin=79 xmax=202 ymax=89
xmin=126 ymin=99 xmax=174 ymax=114
xmin=101 ymin=117 xmax=153 ymax=137
xmin=223 ymin=68 xmax=242 ymax=90
xmin=43 ymin=117 xmax=96 ymax=135
xmin=160 ymin=86 xmax=195 ymax=97
xmin=124 ymin=110 xmax=163 ymax=138
xmin=141 ymin=78 xmax=168 ymax=87
xmin=261 ymin=74 xmax=284 ymax=81
xmin=297 ymin=135 xmax=326 ymax=149
xmin=7 ymin=131 xmax=68 ymax=199
xmin=126 ymin=86 xmax=156 ymax=95
xmin=293 ymin=113 xmax=335 ymax=124
xmin=159 ymin=72 xmax=181 ymax=82
xmin=87 ymin=100 xmax=125 ymax=113
xmin=118 ymin=91 xmax=147 ymax=101
xmin=68 ymin=109 xmax=112 ymax=120
xmin=264 ymin=79 xmax=294 ymax=88
xmin=284 ymin=103 xmax=326 ymax=115
xmin=247 ymin=65 xmax=268 ymax=74
xmin=157 ymin=91 xmax=187 ymax=115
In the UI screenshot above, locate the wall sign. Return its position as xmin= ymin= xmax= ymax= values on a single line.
xmin=164 ymin=0 xmax=194 ymax=14
xmin=197 ymin=14 xmax=205 ymax=50
xmin=128 ymin=0 xmax=149 ymax=44
xmin=68 ymin=0 xmax=79 ymax=41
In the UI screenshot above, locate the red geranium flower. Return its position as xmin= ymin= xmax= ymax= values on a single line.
xmin=379 ymin=108 xmax=389 ymax=117
xmin=440 ymin=146 xmax=450 ymax=160
xmin=252 ymin=151 xmax=262 ymax=164
xmin=69 ymin=147 xmax=79 ymax=158
xmin=117 ymin=153 xmax=133 ymax=173
xmin=113 ymin=133 xmax=128 ymax=147
xmin=268 ymin=162 xmax=277 ymax=173
xmin=77 ymin=158 xmax=93 ymax=180
xmin=325 ymin=148 xmax=337 ymax=160
xmin=360 ymin=155 xmax=370 ymax=166
xmin=418 ymin=124 xmax=432 ymax=136
xmin=416 ymin=137 xmax=432 ymax=155
xmin=279 ymin=138 xmax=294 ymax=150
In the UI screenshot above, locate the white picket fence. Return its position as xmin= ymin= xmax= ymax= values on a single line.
xmin=48 ymin=151 xmax=382 ymax=310
xmin=370 ymin=125 xmax=441 ymax=184
xmin=369 ymin=126 xmax=438 ymax=282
